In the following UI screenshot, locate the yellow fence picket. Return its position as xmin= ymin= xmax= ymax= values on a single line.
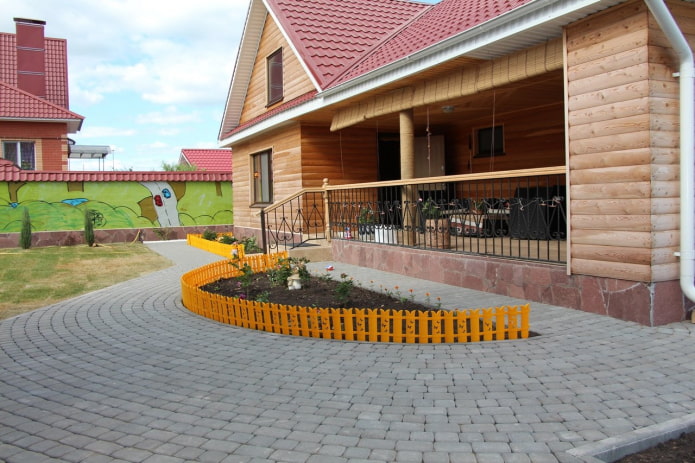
xmin=180 ymin=245 xmax=532 ymax=343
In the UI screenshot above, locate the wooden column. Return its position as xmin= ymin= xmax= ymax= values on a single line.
xmin=400 ymin=109 xmax=417 ymax=245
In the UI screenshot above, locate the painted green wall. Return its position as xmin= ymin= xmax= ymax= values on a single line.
xmin=0 ymin=180 xmax=233 ymax=232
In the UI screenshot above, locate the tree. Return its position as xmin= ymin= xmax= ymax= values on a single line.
xmin=84 ymin=209 xmax=95 ymax=247
xmin=19 ymin=208 xmax=32 ymax=249
xmin=161 ymin=161 xmax=198 ymax=171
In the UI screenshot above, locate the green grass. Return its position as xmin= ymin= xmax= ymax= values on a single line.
xmin=0 ymin=243 xmax=173 ymax=321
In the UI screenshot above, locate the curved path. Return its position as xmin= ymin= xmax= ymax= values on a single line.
xmin=2 ymin=241 xmax=695 ymax=463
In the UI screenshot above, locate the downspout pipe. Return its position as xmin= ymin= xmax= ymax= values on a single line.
xmin=643 ymin=0 xmax=695 ymax=303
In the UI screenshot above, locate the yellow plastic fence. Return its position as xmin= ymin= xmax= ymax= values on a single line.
xmin=187 ymin=233 xmax=245 ymax=259
xmin=181 ymin=254 xmax=531 ymax=344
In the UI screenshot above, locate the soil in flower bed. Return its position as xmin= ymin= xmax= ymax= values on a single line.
xmin=199 ymin=272 xmax=539 ymax=340
xmin=200 ymin=273 xmax=433 ymax=311
xmin=615 ymin=431 xmax=695 ymax=463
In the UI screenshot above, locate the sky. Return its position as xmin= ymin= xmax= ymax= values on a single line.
xmin=1 ymin=0 xmax=249 ymax=171
xmin=2 ymin=0 xmax=439 ymax=171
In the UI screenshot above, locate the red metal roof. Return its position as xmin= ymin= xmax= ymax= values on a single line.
xmin=267 ymin=0 xmax=429 ymax=89
xmin=0 ymin=81 xmax=83 ymax=124
xmin=0 ymin=32 xmax=70 ymax=109
xmin=180 ymin=148 xmax=233 ymax=172
xmin=332 ymin=0 xmax=533 ymax=87
xmin=0 ymin=159 xmax=233 ymax=182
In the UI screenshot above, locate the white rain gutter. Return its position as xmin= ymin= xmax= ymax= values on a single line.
xmin=643 ymin=0 xmax=695 ymax=303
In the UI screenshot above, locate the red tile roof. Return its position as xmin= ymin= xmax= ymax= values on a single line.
xmin=267 ymin=0 xmax=533 ymax=89
xmin=333 ymin=0 xmax=534 ymax=86
xmin=0 ymin=81 xmax=83 ymax=131
xmin=0 ymin=159 xmax=233 ymax=182
xmin=268 ymin=0 xmax=429 ymax=88
xmin=180 ymin=148 xmax=233 ymax=172
xmin=0 ymin=32 xmax=70 ymax=108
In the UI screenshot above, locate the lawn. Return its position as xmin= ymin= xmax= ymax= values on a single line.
xmin=0 ymin=243 xmax=173 ymax=321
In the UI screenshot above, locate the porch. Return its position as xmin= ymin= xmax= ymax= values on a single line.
xmin=262 ymin=166 xmax=567 ymax=265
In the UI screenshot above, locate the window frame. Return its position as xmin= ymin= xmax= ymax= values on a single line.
xmin=266 ymin=48 xmax=284 ymax=106
xmin=251 ymin=149 xmax=273 ymax=206
xmin=2 ymin=141 xmax=36 ymax=170
xmin=474 ymin=125 xmax=505 ymax=158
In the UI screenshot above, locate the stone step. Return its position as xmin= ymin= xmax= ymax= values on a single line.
xmin=288 ymin=240 xmax=333 ymax=262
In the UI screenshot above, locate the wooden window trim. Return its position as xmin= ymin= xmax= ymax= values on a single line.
xmin=251 ymin=149 xmax=273 ymax=206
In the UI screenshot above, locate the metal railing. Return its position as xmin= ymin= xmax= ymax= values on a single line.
xmin=260 ymin=187 xmax=328 ymax=252
xmin=262 ymin=167 xmax=567 ymax=263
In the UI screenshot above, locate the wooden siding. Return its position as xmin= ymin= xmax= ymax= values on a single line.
xmin=444 ymin=101 xmax=566 ymax=175
xmin=300 ymin=126 xmax=378 ymax=187
xmin=239 ymin=15 xmax=316 ymax=125
xmin=566 ymin=0 xmax=689 ymax=282
xmin=231 ymin=124 xmax=302 ymax=229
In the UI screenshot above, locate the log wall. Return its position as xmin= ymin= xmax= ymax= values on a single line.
xmin=566 ymin=0 xmax=688 ymax=283
xmin=231 ymin=124 xmax=302 ymax=229
xmin=239 ymin=15 xmax=316 ymax=125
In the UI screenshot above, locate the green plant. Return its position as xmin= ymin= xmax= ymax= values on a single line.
xmin=421 ymin=198 xmax=441 ymax=219
xmin=335 ymin=273 xmax=355 ymax=306
xmin=358 ymin=207 xmax=376 ymax=224
xmin=238 ymin=236 xmax=263 ymax=253
xmin=84 ymin=209 xmax=96 ymax=246
xmin=266 ymin=257 xmax=310 ymax=287
xmin=255 ymin=291 xmax=270 ymax=303
xmin=202 ymin=229 xmax=218 ymax=241
xmin=219 ymin=235 xmax=237 ymax=245
xmin=19 ymin=208 xmax=32 ymax=249
xmin=231 ymin=261 xmax=254 ymax=294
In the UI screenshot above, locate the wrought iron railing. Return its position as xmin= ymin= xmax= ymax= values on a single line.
xmin=261 ymin=167 xmax=567 ymax=263
xmin=327 ymin=167 xmax=567 ymax=263
xmin=260 ymin=187 xmax=328 ymax=252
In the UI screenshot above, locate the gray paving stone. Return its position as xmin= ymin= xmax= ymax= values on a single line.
xmin=2 ymin=242 xmax=695 ymax=463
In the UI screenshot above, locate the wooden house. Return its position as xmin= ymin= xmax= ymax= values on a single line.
xmin=0 ymin=18 xmax=84 ymax=171
xmin=219 ymin=0 xmax=695 ymax=326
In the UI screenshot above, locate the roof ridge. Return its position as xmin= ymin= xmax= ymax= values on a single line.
xmin=267 ymin=0 xmax=430 ymax=89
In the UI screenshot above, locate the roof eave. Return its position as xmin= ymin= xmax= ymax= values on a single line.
xmin=320 ymin=0 xmax=627 ymax=103
xmin=219 ymin=95 xmax=326 ymax=146
xmin=0 ymin=116 xmax=83 ymax=133
xmin=218 ymin=0 xmax=268 ymax=140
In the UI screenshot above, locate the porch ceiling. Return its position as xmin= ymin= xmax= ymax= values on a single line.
xmin=298 ymin=69 xmax=564 ymax=132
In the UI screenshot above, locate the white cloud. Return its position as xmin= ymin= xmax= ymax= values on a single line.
xmin=76 ymin=126 xmax=138 ymax=139
xmin=136 ymin=107 xmax=200 ymax=126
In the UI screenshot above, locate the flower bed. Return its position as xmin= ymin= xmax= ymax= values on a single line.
xmin=180 ymin=253 xmax=532 ymax=344
xmin=187 ymin=233 xmax=246 ymax=259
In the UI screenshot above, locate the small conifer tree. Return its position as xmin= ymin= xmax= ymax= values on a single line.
xmin=19 ymin=208 xmax=32 ymax=249
xmin=84 ymin=209 xmax=95 ymax=247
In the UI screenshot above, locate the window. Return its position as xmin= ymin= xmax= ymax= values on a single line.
xmin=267 ymin=48 xmax=283 ymax=106
xmin=475 ymin=125 xmax=504 ymax=158
xmin=3 ymin=141 xmax=35 ymax=170
xmin=252 ymin=150 xmax=273 ymax=205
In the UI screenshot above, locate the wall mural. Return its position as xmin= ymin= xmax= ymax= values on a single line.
xmin=0 ymin=180 xmax=233 ymax=233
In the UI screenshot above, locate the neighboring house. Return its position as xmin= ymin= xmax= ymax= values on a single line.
xmin=179 ymin=148 xmax=233 ymax=171
xmin=0 ymin=18 xmax=84 ymax=171
xmin=219 ymin=0 xmax=695 ymax=325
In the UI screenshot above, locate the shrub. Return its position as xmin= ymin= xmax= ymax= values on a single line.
xmin=84 ymin=209 xmax=96 ymax=247
xmin=219 ymin=235 xmax=237 ymax=245
xmin=19 ymin=208 xmax=32 ymax=249
xmin=202 ymin=229 xmax=217 ymax=241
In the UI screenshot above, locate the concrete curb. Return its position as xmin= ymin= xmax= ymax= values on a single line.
xmin=567 ymin=413 xmax=695 ymax=462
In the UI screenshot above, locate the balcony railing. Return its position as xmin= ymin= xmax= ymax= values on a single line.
xmin=262 ymin=167 xmax=567 ymax=264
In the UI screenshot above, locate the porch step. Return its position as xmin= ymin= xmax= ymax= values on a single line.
xmin=288 ymin=240 xmax=333 ymax=262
